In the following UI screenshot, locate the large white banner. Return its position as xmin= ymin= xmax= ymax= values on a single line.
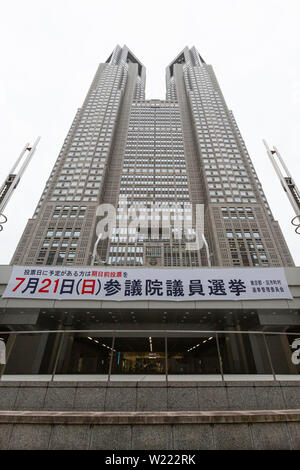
xmin=2 ymin=265 xmax=293 ymax=301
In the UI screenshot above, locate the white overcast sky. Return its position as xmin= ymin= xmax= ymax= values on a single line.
xmin=0 ymin=0 xmax=299 ymax=265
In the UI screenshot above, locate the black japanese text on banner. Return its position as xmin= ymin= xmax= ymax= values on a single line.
xmin=2 ymin=266 xmax=293 ymax=301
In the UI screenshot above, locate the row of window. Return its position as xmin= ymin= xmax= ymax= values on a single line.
xmin=45 ymin=229 xmax=81 ymax=238
xmin=221 ymin=207 xmax=254 ymax=220
xmin=227 ymin=230 xmax=260 ymax=239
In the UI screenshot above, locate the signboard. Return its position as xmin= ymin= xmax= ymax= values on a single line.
xmin=2 ymin=266 xmax=293 ymax=301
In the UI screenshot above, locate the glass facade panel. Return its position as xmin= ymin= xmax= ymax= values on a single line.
xmin=218 ymin=333 xmax=272 ymax=375
xmin=111 ymin=337 xmax=166 ymax=375
xmin=265 ymin=334 xmax=300 ymax=375
xmin=55 ymin=333 xmax=112 ymax=374
xmin=0 ymin=331 xmax=299 ymax=379
xmin=167 ymin=336 xmax=220 ymax=374
xmin=2 ymin=333 xmax=59 ymax=375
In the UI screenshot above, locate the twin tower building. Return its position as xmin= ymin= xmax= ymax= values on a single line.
xmin=12 ymin=45 xmax=294 ymax=269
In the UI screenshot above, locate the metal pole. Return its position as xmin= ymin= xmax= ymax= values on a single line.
xmin=8 ymin=143 xmax=29 ymax=174
xmin=216 ymin=333 xmax=224 ymax=381
xmin=263 ymin=139 xmax=288 ymax=191
xmin=165 ymin=336 xmax=168 ymax=383
xmin=0 ymin=137 xmax=41 ymax=214
xmin=14 ymin=137 xmax=41 ymax=183
xmin=273 ymin=145 xmax=292 ymax=178
xmin=263 ymin=333 xmax=277 ymax=381
xmin=107 ymin=336 xmax=115 ymax=383
xmin=51 ymin=331 xmax=66 ymax=381
xmin=263 ymin=139 xmax=300 ymax=232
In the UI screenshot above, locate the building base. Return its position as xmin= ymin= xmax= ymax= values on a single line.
xmin=0 ymin=380 xmax=299 ymax=449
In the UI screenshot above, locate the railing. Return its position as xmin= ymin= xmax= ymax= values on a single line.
xmin=0 ymin=329 xmax=299 ymax=381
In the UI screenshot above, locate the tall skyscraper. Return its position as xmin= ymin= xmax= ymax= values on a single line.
xmin=11 ymin=45 xmax=294 ymax=268
xmin=2 ymin=47 xmax=300 ymax=451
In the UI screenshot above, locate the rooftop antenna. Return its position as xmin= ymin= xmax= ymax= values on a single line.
xmin=263 ymin=139 xmax=300 ymax=234
xmin=0 ymin=137 xmax=40 ymax=231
